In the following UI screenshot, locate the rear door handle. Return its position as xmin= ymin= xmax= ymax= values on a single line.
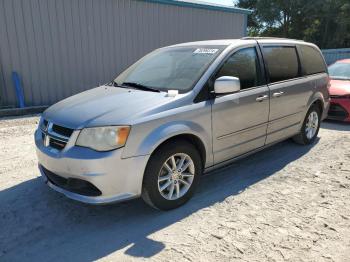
xmin=256 ymin=95 xmax=269 ymax=102
xmin=272 ymin=91 xmax=284 ymax=98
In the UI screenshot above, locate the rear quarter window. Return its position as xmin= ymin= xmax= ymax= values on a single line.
xmin=263 ymin=46 xmax=300 ymax=83
xmin=299 ymin=45 xmax=327 ymax=75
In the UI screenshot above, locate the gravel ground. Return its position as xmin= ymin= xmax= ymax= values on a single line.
xmin=0 ymin=115 xmax=350 ymax=262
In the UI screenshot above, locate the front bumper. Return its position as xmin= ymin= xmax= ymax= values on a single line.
xmin=327 ymin=98 xmax=350 ymax=122
xmin=35 ymin=129 xmax=150 ymax=204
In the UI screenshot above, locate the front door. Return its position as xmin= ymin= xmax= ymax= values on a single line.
xmin=211 ymin=46 xmax=270 ymax=164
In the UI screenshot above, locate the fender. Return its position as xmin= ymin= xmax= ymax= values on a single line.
xmin=122 ymin=120 xmax=213 ymax=167
xmin=306 ymin=91 xmax=327 ymax=116
xmin=296 ymin=91 xmax=327 ymax=132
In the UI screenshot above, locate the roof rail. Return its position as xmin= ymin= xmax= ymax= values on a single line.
xmin=241 ymin=37 xmax=304 ymax=41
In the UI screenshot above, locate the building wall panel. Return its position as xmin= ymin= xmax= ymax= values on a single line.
xmin=0 ymin=0 xmax=247 ymax=108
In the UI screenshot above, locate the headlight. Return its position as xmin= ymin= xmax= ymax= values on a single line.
xmin=76 ymin=126 xmax=130 ymax=151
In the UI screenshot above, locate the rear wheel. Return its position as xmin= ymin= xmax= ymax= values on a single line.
xmin=141 ymin=140 xmax=202 ymax=210
xmin=293 ymin=104 xmax=321 ymax=145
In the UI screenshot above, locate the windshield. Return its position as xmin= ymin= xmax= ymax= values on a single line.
xmin=114 ymin=46 xmax=225 ymax=93
xmin=328 ymin=63 xmax=350 ymax=80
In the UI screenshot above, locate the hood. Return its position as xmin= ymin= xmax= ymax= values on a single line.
xmin=329 ymin=79 xmax=350 ymax=96
xmin=43 ymin=86 xmax=180 ymax=129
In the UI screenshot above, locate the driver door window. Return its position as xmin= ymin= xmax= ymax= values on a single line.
xmin=215 ymin=47 xmax=261 ymax=90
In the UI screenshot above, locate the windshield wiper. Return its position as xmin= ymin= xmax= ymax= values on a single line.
xmin=109 ymin=80 xmax=122 ymax=87
xmin=121 ymin=82 xmax=160 ymax=92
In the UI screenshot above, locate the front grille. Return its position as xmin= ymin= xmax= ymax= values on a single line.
xmin=40 ymin=119 xmax=74 ymax=151
xmin=328 ymin=103 xmax=349 ymax=120
xmin=41 ymin=165 xmax=102 ymax=197
xmin=40 ymin=119 xmax=48 ymax=131
xmin=49 ymin=137 xmax=67 ymax=150
xmin=52 ymin=124 xmax=74 ymax=137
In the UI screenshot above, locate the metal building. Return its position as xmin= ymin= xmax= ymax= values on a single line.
xmin=0 ymin=0 xmax=251 ymax=109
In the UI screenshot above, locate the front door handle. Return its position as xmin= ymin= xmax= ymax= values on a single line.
xmin=273 ymin=91 xmax=284 ymax=98
xmin=256 ymin=95 xmax=269 ymax=102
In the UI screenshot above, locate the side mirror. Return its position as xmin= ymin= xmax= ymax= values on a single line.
xmin=214 ymin=76 xmax=241 ymax=95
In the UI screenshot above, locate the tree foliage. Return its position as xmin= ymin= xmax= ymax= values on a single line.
xmin=237 ymin=0 xmax=350 ymax=48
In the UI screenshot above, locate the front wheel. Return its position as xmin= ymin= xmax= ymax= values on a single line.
xmin=293 ymin=105 xmax=321 ymax=145
xmin=141 ymin=140 xmax=202 ymax=210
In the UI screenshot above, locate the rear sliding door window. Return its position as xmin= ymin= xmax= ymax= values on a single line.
xmin=299 ymin=45 xmax=327 ymax=75
xmin=263 ymin=46 xmax=299 ymax=83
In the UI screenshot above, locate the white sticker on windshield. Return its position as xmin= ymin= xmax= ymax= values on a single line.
xmin=193 ymin=48 xmax=219 ymax=54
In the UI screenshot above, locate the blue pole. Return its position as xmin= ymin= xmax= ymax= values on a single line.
xmin=12 ymin=71 xmax=25 ymax=108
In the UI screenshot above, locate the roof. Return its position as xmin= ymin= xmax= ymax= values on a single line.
xmin=172 ymin=39 xmax=245 ymax=47
xmin=141 ymin=0 xmax=253 ymax=14
xmin=241 ymin=37 xmax=304 ymax=42
xmin=170 ymin=38 xmax=312 ymax=47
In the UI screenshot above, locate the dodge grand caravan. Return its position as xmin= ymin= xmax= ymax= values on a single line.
xmin=35 ymin=38 xmax=330 ymax=210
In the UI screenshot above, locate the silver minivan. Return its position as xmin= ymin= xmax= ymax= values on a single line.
xmin=35 ymin=38 xmax=330 ymax=210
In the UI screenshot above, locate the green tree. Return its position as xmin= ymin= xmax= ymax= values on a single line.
xmin=237 ymin=0 xmax=350 ymax=48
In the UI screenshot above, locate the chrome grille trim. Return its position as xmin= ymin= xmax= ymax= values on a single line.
xmin=40 ymin=119 xmax=74 ymax=150
xmin=40 ymin=119 xmax=48 ymax=132
xmin=47 ymin=123 xmax=70 ymax=142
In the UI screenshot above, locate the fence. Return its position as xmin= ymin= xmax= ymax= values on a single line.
xmin=322 ymin=48 xmax=350 ymax=65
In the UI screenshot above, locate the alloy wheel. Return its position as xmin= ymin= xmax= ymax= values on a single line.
xmin=305 ymin=111 xmax=319 ymax=140
xmin=157 ymin=153 xmax=195 ymax=200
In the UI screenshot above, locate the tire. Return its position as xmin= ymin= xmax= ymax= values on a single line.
xmin=141 ymin=139 xmax=202 ymax=210
xmin=292 ymin=104 xmax=321 ymax=145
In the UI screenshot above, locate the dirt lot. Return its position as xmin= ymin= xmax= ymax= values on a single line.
xmin=0 ymin=116 xmax=350 ymax=262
